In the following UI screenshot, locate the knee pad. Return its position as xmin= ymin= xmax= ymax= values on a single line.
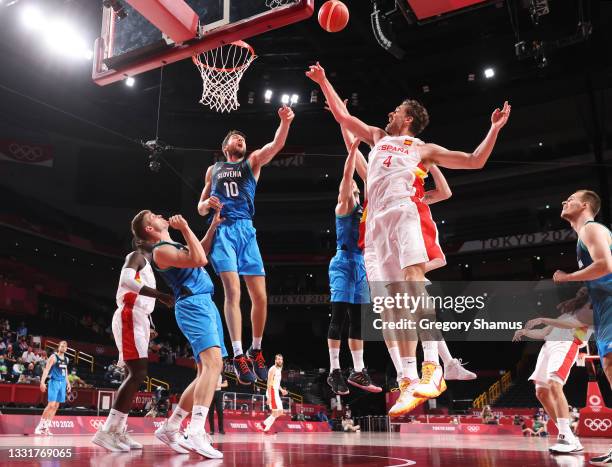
xmin=328 ymin=302 xmax=348 ymax=340
xmin=348 ymin=304 xmax=363 ymax=340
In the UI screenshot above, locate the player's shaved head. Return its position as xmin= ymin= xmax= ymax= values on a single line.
xmin=576 ymin=190 xmax=601 ymax=216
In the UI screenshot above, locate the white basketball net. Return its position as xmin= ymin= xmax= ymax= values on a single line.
xmin=192 ymin=41 xmax=256 ymax=113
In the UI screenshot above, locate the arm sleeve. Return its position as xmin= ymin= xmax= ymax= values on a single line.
xmin=119 ymin=268 xmax=144 ymax=294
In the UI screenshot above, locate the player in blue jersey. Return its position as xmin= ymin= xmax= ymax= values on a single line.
xmin=131 ymin=209 xmax=227 ymax=459
xmin=35 ymin=340 xmax=70 ymax=435
xmin=327 ymin=128 xmax=382 ymax=395
xmin=198 ymin=105 xmax=295 ymax=384
xmin=555 ymin=190 xmax=612 ymax=465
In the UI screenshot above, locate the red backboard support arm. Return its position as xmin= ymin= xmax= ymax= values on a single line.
xmin=125 ymin=0 xmax=198 ymax=44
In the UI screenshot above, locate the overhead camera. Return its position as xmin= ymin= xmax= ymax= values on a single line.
xmin=142 ymin=139 xmax=169 ymax=172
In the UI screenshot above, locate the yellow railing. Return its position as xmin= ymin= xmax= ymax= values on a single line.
xmin=473 ymin=371 xmax=512 ymax=409
xmin=45 ymin=340 xmax=94 ymax=373
xmin=145 ymin=376 xmax=169 ymax=392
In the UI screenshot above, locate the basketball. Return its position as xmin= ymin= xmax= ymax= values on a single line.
xmin=318 ymin=0 xmax=349 ymax=33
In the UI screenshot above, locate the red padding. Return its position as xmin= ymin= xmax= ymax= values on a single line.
xmin=406 ymin=0 xmax=487 ymax=20
xmin=126 ymin=0 xmax=198 ymax=43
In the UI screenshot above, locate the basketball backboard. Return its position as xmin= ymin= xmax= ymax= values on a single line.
xmin=93 ymin=0 xmax=314 ymax=86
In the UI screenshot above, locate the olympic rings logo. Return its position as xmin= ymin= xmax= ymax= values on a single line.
xmin=466 ymin=425 xmax=480 ymax=432
xmin=584 ymin=419 xmax=612 ymax=431
xmin=8 ymin=143 xmax=44 ymax=161
xmin=89 ymin=419 xmax=105 ymax=430
xmin=588 ymin=395 xmax=602 ymax=406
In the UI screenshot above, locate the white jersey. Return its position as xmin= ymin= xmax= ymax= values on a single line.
xmin=366 ymin=135 xmax=424 ymax=212
xmin=545 ymin=311 xmax=593 ymax=346
xmin=269 ymin=365 xmax=282 ymax=391
xmin=115 ymin=256 xmax=156 ymax=314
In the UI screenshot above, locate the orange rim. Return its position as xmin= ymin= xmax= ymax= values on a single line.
xmin=192 ymin=40 xmax=256 ymax=73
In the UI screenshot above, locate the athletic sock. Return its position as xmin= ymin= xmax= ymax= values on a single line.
xmin=190 ymin=405 xmax=209 ymax=435
xmin=422 ymin=341 xmax=440 ymax=365
xmin=103 ymin=408 xmax=126 ymax=433
xmin=263 ymin=415 xmax=276 ymax=431
xmin=401 ymin=357 xmax=418 ymax=381
xmin=329 ymin=347 xmax=340 ymax=371
xmin=232 ymin=341 xmax=244 ymax=357
xmin=387 ymin=346 xmax=403 ymax=381
xmin=167 ymin=406 xmax=190 ymax=432
xmin=438 ymin=341 xmax=453 ymax=366
xmin=351 ymin=349 xmax=364 ymax=372
xmin=251 ymin=336 xmax=262 ymax=350
xmin=557 ymin=418 xmax=574 ymax=440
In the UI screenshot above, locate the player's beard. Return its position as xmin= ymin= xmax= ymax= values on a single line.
xmin=227 ymin=146 xmax=246 ymax=160
xmin=275 ymin=363 xmax=282 ymax=369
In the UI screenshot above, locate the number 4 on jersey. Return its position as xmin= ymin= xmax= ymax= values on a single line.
xmin=383 ymin=155 xmax=392 ymax=168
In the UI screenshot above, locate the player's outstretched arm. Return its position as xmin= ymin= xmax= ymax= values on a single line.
xmin=201 ymin=208 xmax=225 ymax=256
xmin=249 ymin=106 xmax=295 ymax=171
xmin=198 ymin=166 xmax=223 ymax=217
xmin=122 ymin=250 xmax=174 ymax=308
xmin=553 ymin=223 xmax=612 ymax=283
xmin=327 ymin=99 xmax=368 ymax=181
xmin=154 ymin=216 xmax=207 ymax=270
xmin=526 ymin=315 xmax=592 ymax=330
xmin=307 ymin=62 xmax=385 ymax=147
xmin=421 ymin=101 xmax=511 ymax=170
xmin=422 ymin=165 xmax=452 ymax=205
xmin=513 ymin=326 xmax=552 ymax=342
xmin=337 ymin=139 xmax=361 ymax=215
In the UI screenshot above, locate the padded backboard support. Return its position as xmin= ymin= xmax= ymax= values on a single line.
xmin=93 ymin=0 xmax=314 ymax=86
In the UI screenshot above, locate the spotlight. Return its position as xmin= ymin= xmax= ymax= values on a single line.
xmin=290 ymin=94 xmax=299 ymax=105
xmin=310 ymin=89 xmax=318 ymax=104
xmin=351 ymin=92 xmax=359 ymax=106
xmin=264 ymin=89 xmax=273 ymax=104
xmin=45 ymin=19 xmax=90 ymax=60
xmin=21 ymin=5 xmax=43 ymax=30
xmin=422 ymin=85 xmax=430 ymax=93
xmin=467 ymin=73 xmax=475 ymax=82
xmin=247 ymin=91 xmax=255 ymax=105
xmin=281 ymin=94 xmax=290 ymax=105
xmin=484 ymin=68 xmax=495 ymax=79
xmin=125 ymin=76 xmax=135 ymax=87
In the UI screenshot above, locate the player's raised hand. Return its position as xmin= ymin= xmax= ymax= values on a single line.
xmin=305 ymin=61 xmax=326 ymax=84
xmin=207 ymin=196 xmax=223 ymax=211
xmin=491 ymin=101 xmax=511 ymax=130
xmin=278 ymin=105 xmax=295 ymax=123
xmin=169 ymin=215 xmax=189 ymax=231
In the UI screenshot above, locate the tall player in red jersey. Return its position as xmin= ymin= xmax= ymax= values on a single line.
xmin=307 ymin=61 xmax=510 ymax=415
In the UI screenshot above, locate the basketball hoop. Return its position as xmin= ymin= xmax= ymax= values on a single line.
xmin=192 ymin=41 xmax=256 ymax=113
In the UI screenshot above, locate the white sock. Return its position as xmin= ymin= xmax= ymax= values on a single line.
xmin=190 ymin=405 xmax=209 ymax=435
xmin=387 ymin=346 xmax=403 ymax=380
xmin=167 ymin=406 xmax=190 ymax=432
xmin=329 ymin=347 xmax=340 ymax=371
xmin=263 ymin=415 xmax=276 ymax=431
xmin=422 ymin=341 xmax=440 ymax=364
xmin=438 ymin=341 xmax=453 ymax=366
xmin=37 ymin=418 xmax=46 ymax=428
xmin=119 ymin=412 xmax=128 ymax=432
xmin=557 ymin=418 xmax=574 ymax=439
xmin=251 ymin=336 xmax=262 ymax=350
xmin=103 ymin=408 xmax=126 ymax=433
xmin=351 ymin=349 xmax=364 ymax=372
xmin=232 ymin=341 xmax=243 ymax=357
xmin=44 ymin=418 xmax=51 ymax=428
xmin=401 ymin=357 xmax=418 ymax=380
